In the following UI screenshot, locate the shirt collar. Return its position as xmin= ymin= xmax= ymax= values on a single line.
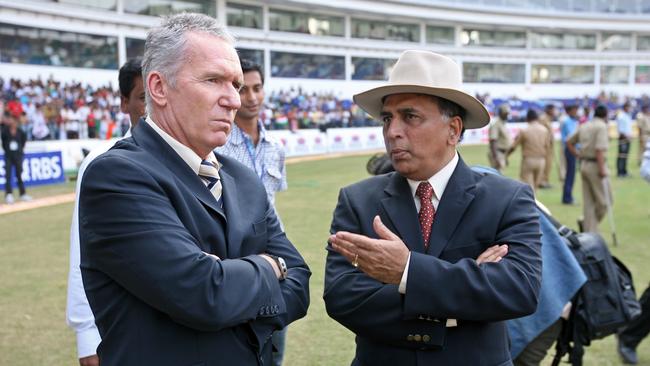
xmin=145 ymin=116 xmax=203 ymax=174
xmin=230 ymin=120 xmax=266 ymax=145
xmin=407 ymin=151 xmax=459 ymax=202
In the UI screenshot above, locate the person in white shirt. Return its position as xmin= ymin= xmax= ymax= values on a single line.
xmin=66 ymin=58 xmax=145 ymax=366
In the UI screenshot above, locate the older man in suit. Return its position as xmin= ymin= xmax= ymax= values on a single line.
xmin=324 ymin=50 xmax=542 ymax=365
xmin=78 ymin=13 xmax=310 ymax=366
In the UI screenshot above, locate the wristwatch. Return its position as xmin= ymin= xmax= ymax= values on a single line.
xmin=268 ymin=255 xmax=288 ymax=281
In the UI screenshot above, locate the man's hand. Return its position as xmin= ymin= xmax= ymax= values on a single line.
xmin=259 ymin=254 xmax=282 ymax=280
xmin=329 ymin=215 xmax=409 ymax=285
xmin=79 ymin=355 xmax=99 ymax=366
xmin=476 ymin=245 xmax=508 ymax=264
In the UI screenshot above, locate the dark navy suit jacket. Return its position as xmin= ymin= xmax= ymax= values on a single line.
xmin=324 ymin=157 xmax=542 ymax=366
xmin=79 ymin=121 xmax=310 ymax=366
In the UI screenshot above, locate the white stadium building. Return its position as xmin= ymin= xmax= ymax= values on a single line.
xmin=1 ymin=0 xmax=650 ymax=99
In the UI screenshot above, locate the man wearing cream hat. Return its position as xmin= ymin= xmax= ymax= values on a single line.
xmin=324 ymin=50 xmax=542 ymax=365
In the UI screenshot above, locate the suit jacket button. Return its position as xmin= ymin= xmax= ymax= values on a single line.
xmin=414 ymin=334 xmax=422 ymax=342
xmin=407 ymin=334 xmax=414 ymax=341
xmin=423 ymin=335 xmax=431 ymax=343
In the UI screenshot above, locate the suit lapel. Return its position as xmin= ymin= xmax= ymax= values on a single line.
xmin=380 ymin=173 xmax=425 ymax=253
xmin=219 ymin=168 xmax=241 ymax=257
xmin=427 ymin=158 xmax=476 ymax=257
xmin=131 ymin=121 xmax=226 ymax=220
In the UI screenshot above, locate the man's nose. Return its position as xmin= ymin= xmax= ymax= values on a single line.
xmin=384 ymin=118 xmax=404 ymax=139
xmin=220 ymin=84 xmax=241 ymax=110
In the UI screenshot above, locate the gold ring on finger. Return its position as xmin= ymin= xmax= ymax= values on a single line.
xmin=352 ymin=254 xmax=359 ymax=268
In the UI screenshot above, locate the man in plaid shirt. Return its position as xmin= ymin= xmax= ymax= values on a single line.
xmin=216 ymin=58 xmax=288 ymax=365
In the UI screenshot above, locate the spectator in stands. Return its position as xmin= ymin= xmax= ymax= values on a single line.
xmin=617 ymin=138 xmax=650 ymax=365
xmin=507 ymin=109 xmax=551 ymax=195
xmin=560 ymin=104 xmax=579 ymax=204
xmin=216 ymin=58 xmax=288 ymax=366
xmin=566 ymin=105 xmax=611 ymax=233
xmin=1 ymin=111 xmax=30 ymax=204
xmin=30 ymin=103 xmax=50 ymax=141
xmin=539 ymin=104 xmax=556 ymax=189
xmin=488 ymin=103 xmax=512 ymax=172
xmin=616 ymin=102 xmax=633 ymax=177
xmin=66 ymin=58 xmax=145 ymax=366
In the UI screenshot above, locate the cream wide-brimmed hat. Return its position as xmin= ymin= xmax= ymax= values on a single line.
xmin=353 ymin=50 xmax=490 ymax=129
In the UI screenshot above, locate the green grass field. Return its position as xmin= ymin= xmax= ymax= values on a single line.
xmin=0 ymin=141 xmax=648 ymax=365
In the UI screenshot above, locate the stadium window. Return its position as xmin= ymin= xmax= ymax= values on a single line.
xmin=237 ymin=48 xmax=264 ymax=72
xmin=635 ymin=65 xmax=650 ymax=83
xmin=351 ymin=57 xmax=397 ymax=80
xmin=425 ymin=26 xmax=454 ymax=45
xmin=600 ymin=65 xmax=630 ymax=84
xmin=351 ymin=18 xmax=420 ymax=43
xmin=548 ymin=0 xmax=572 ymax=10
xmin=638 ymin=35 xmax=650 ymax=51
xmin=462 ymin=62 xmax=525 ymax=83
xmin=126 ymin=38 xmax=145 ymax=60
xmin=270 ymin=51 xmax=345 ymax=79
xmin=531 ymin=64 xmax=595 ymax=84
xmin=0 ymin=22 xmax=118 ymax=69
xmin=530 ymin=31 xmax=596 ymax=50
xmin=601 ymin=32 xmax=632 ymax=51
xmin=226 ymin=2 xmax=262 ymax=29
xmin=460 ymin=28 xmax=525 ymax=48
xmin=595 ymin=0 xmax=638 ymax=13
xmin=269 ymin=9 xmax=344 ymax=37
xmin=125 ymin=0 xmax=215 ymax=17
xmin=58 ymin=0 xmax=116 ymax=11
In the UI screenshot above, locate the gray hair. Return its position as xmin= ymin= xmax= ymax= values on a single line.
xmin=142 ymin=13 xmax=235 ymax=114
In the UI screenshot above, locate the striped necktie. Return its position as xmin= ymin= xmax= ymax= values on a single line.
xmin=199 ymin=159 xmax=222 ymax=203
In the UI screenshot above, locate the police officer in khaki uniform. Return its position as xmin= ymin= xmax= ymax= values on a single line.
xmin=637 ymin=105 xmax=650 ymax=166
xmin=507 ymin=109 xmax=550 ymax=194
xmin=488 ymin=104 xmax=512 ymax=172
xmin=539 ymin=104 xmax=556 ymax=188
xmin=567 ymin=105 xmax=611 ymax=233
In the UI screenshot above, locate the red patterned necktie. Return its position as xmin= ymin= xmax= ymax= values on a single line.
xmin=415 ymin=181 xmax=435 ymax=249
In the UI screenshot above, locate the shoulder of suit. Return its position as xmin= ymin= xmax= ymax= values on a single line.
xmin=342 ymin=173 xmax=393 ymax=193
xmin=473 ymin=170 xmax=528 ymax=194
xmin=216 ymin=153 xmax=260 ymax=178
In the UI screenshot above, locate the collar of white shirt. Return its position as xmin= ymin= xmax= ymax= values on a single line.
xmin=145 ymin=116 xmax=216 ymax=175
xmin=406 ymin=151 xmax=459 ymax=211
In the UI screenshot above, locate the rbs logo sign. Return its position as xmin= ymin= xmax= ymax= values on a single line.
xmin=0 ymin=151 xmax=65 ymax=187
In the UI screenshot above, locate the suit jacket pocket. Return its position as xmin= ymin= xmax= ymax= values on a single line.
xmin=253 ymin=219 xmax=267 ymax=236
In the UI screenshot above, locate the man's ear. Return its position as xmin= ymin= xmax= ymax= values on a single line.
xmin=448 ymin=116 xmax=463 ymax=144
xmin=147 ymin=71 xmax=167 ymax=109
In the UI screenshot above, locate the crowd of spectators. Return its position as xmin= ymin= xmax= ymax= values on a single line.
xmin=1 ymin=76 xmax=648 ymax=143
xmin=0 ymin=77 xmax=128 ymax=142
xmin=486 ymin=91 xmax=650 ymax=123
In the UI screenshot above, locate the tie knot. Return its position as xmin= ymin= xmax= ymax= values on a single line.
xmin=415 ymin=181 xmax=433 ymax=201
xmin=199 ymin=159 xmax=219 ymax=178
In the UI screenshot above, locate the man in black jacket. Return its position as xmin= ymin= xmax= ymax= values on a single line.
xmin=1 ymin=111 xmax=30 ymax=204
